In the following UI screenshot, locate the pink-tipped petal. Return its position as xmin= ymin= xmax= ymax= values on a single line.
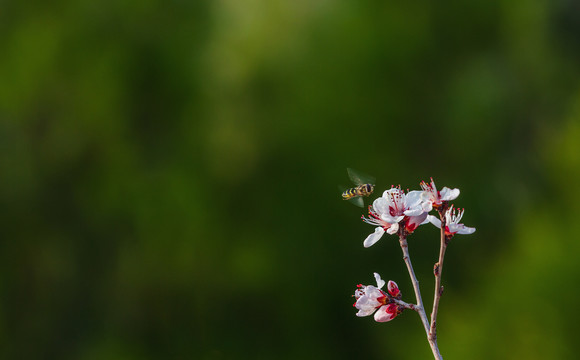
xmin=406 ymin=213 xmax=428 ymax=233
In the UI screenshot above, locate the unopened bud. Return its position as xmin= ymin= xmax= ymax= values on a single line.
xmin=387 ymin=280 xmax=401 ymax=298
xmin=374 ymin=303 xmax=400 ymax=322
xmin=385 ymin=303 xmax=398 ymax=315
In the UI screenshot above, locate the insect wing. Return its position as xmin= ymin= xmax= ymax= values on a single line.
xmin=347 ymin=168 xmax=376 ymax=186
xmin=348 ymin=196 xmax=364 ymax=208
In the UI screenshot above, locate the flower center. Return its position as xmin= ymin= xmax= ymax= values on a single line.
xmin=387 ymin=188 xmax=405 ymax=216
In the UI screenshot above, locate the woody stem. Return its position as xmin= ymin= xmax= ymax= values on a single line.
xmin=398 ymin=234 xmax=443 ymax=360
xmin=429 ymin=209 xmax=448 ymax=344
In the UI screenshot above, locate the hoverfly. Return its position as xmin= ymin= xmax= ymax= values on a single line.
xmin=341 ymin=168 xmax=376 ymax=207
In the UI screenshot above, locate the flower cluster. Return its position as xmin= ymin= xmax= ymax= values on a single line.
xmin=353 ymin=273 xmax=402 ymax=322
xmin=361 ymin=186 xmax=429 ymax=247
xmin=361 ymin=179 xmax=474 ymax=248
xmin=353 ymin=177 xmax=476 ymax=324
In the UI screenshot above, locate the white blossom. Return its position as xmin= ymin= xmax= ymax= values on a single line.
xmin=362 ymin=187 xmax=429 ymax=247
xmin=427 ymin=205 xmax=476 ymax=236
xmin=420 ymin=178 xmax=460 ymax=211
xmin=353 ymin=273 xmax=399 ymax=322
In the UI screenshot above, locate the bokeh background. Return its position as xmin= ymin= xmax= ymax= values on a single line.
xmin=2 ymin=0 xmax=580 ymax=359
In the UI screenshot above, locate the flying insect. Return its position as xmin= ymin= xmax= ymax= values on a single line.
xmin=341 ymin=168 xmax=376 ymax=207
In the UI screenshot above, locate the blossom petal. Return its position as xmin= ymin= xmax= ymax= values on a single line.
xmin=365 ymin=286 xmax=385 ymax=301
xmin=406 ymin=213 xmax=428 ymax=233
xmin=356 ymin=308 xmax=376 ymax=317
xmin=405 ymin=190 xmax=423 ymax=207
xmin=386 ymin=223 xmax=399 ymax=235
xmin=373 ymin=197 xmax=388 ymax=214
xmin=382 ymin=188 xmax=401 ymax=198
xmin=364 ymin=227 xmax=385 ymax=248
xmin=374 ymin=272 xmax=385 ymax=289
xmin=404 ymin=207 xmax=424 ymax=217
xmin=422 ymin=200 xmax=433 ymax=213
xmin=381 ymin=214 xmax=404 ymax=223
xmin=427 ymin=215 xmax=442 ymax=228
xmin=356 ymin=294 xmax=380 ymax=310
xmin=440 ymin=187 xmax=460 ymax=201
xmin=420 ymin=189 xmax=433 ymax=201
xmin=457 ymin=225 xmax=476 ymax=235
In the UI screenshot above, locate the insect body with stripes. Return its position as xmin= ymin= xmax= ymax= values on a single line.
xmin=341 ymin=168 xmax=376 ymax=207
xmin=342 ymin=184 xmax=374 ymax=200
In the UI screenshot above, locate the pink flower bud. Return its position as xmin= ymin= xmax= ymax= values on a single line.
xmin=387 ymin=280 xmax=400 ymax=298
xmin=374 ymin=303 xmax=399 ymax=322
xmin=385 ymin=303 xmax=398 ymax=315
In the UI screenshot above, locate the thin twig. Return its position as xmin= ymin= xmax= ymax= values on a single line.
xmin=392 ymin=298 xmax=420 ymax=312
xmin=429 ymin=209 xmax=447 ymax=343
xmin=398 ymin=234 xmax=443 ymax=360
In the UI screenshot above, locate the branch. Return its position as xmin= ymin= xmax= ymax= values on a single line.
xmin=392 ymin=298 xmax=421 ymax=313
xmin=398 ymin=234 xmax=443 ymax=360
xmin=429 ymin=208 xmax=448 ymax=344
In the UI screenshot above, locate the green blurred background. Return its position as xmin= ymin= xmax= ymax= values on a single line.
xmin=2 ymin=0 xmax=580 ymax=359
